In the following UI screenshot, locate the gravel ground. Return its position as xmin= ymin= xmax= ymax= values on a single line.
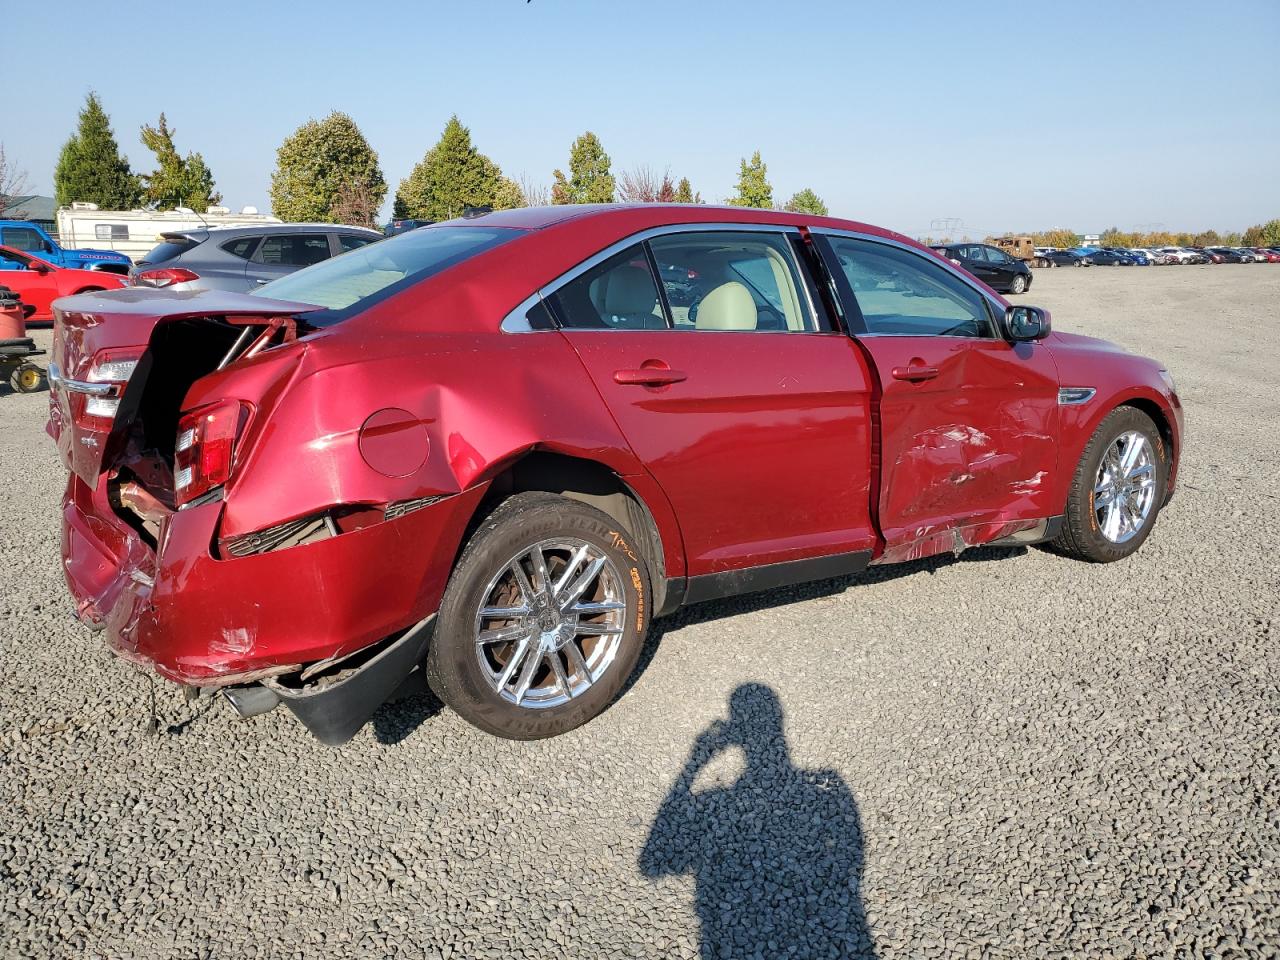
xmin=2 ymin=265 xmax=1278 ymax=959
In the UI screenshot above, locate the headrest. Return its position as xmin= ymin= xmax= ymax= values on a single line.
xmin=696 ymin=281 xmax=757 ymax=330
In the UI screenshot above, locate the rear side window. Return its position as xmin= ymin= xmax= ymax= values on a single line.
xmin=828 ymin=237 xmax=994 ymax=338
xmin=221 ymin=236 xmax=260 ymax=260
xmin=338 ymin=234 xmax=376 ymax=253
xmin=257 ymin=234 xmax=331 ymax=267
xmin=255 ymin=225 xmax=520 ymax=320
xmin=142 ymin=238 xmax=197 ymax=264
xmin=649 ymin=231 xmax=818 ymax=332
xmin=548 ymin=245 xmax=666 ymax=330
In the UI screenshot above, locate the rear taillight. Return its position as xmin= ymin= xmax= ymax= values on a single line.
xmin=135 ymin=267 xmax=200 ymax=288
xmin=80 ymin=352 xmax=140 ymax=422
xmin=175 ymin=400 xmax=250 ymax=506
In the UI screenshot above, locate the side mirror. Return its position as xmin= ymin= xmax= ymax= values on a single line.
xmin=1005 ymin=305 xmax=1051 ymax=342
xmin=28 ymin=261 xmax=49 ymax=274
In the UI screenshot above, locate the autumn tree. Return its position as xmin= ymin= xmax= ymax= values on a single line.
xmin=728 ymin=151 xmax=772 ymax=209
xmin=618 ymin=165 xmax=679 ymax=203
xmin=0 ymin=143 xmax=29 ymax=216
xmin=396 ymin=116 xmax=507 ymax=220
xmin=54 ymin=92 xmax=140 ymax=209
xmin=783 ymin=188 xmax=828 ymax=216
xmin=270 ymin=112 xmax=386 ymax=223
xmin=552 ymin=132 xmax=615 ymax=204
xmin=138 ymin=113 xmax=221 ymax=211
xmin=492 ymin=176 xmax=525 ymax=211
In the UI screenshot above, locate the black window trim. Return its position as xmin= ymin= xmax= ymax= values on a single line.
xmin=812 ymin=229 xmax=1006 ymax=341
xmin=220 ymin=234 xmax=261 ymax=261
xmin=501 ymin=222 xmax=833 ymax=334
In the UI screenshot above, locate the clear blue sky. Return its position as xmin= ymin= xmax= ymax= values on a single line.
xmin=7 ymin=0 xmax=1278 ymax=235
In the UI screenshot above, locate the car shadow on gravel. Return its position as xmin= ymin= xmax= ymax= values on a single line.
xmin=641 ymin=683 xmax=877 ymax=958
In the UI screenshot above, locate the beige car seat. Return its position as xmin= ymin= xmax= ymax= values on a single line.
xmin=695 ymin=281 xmax=758 ymax=330
xmin=592 ymin=266 xmax=661 ymax=328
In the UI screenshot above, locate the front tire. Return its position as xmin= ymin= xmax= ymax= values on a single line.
xmin=426 ymin=492 xmax=651 ymax=739
xmin=1049 ymin=407 xmax=1168 ymax=562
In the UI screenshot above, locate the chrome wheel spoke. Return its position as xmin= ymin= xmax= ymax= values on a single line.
xmin=509 ymin=560 xmax=536 ymax=603
xmin=480 ymin=604 xmax=530 ymax=619
xmin=529 ymin=546 xmax=551 ymax=596
xmin=1094 ymin=487 xmax=1117 ymax=509
xmin=576 ymin=622 xmax=623 ymax=637
xmin=558 ymin=556 xmax=606 ymax=610
xmin=496 ymin=635 xmax=534 ymax=690
xmin=478 ymin=622 xmax=530 ymax=646
xmin=563 ymin=640 xmax=593 ymax=685
xmin=1127 ymin=462 xmax=1154 ymax=482
xmin=513 ymin=648 xmax=544 ymax=705
xmin=571 ymin=600 xmax=626 ymax=615
xmin=553 ymin=543 xmax=590 ymax=597
xmin=549 ymin=652 xmax=574 ymax=699
xmin=1119 ymin=434 xmax=1144 ymax=475
xmin=1094 ymin=431 xmax=1157 ymax=545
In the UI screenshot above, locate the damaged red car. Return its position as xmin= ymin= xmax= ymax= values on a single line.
xmin=48 ymin=205 xmax=1183 ymax=743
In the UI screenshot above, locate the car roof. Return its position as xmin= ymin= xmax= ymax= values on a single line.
xmin=445 ymin=204 xmax=914 ymax=246
xmin=161 ymin=223 xmax=383 ymax=241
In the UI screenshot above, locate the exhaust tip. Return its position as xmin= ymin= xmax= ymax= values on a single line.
xmin=222 ymin=684 xmax=280 ymax=719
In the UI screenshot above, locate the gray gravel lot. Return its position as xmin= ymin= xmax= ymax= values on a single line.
xmin=2 ymin=265 xmax=1278 ymax=959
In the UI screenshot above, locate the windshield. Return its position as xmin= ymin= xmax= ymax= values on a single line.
xmin=254 ymin=225 xmax=523 ymax=323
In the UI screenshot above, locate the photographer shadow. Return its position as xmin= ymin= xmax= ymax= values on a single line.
xmin=640 ymin=683 xmax=876 ymax=959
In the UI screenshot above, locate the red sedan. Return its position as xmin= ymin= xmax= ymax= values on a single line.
xmin=0 ymin=245 xmax=126 ymax=321
xmin=46 ymin=205 xmax=1183 ymax=743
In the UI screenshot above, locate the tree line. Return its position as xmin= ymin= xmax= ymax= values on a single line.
xmin=45 ymin=93 xmax=829 ymax=227
xmin=1027 ymin=224 xmax=1280 ymax=249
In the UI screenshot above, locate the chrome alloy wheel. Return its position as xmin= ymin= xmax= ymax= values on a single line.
xmin=1093 ymin=430 xmax=1157 ymax=544
xmin=474 ymin=538 xmax=626 ymax=708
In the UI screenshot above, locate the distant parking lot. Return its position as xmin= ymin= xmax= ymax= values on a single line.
xmin=2 ymin=265 xmax=1278 ymax=958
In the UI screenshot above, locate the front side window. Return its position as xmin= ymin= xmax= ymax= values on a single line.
xmin=649 ymin=231 xmax=817 ymax=332
xmin=257 ymin=234 xmax=331 ymax=267
xmin=827 ymin=237 xmax=994 ymax=338
xmin=548 ymin=244 xmax=666 ymax=330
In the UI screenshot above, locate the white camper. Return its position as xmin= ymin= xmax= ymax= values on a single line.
xmin=55 ymin=203 xmax=282 ymax=263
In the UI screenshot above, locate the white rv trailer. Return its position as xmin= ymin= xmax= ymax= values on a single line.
xmin=55 ymin=203 xmax=282 ymax=263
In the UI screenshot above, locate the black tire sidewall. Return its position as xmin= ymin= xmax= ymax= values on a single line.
xmin=427 ymin=493 xmax=651 ymax=740
xmin=1064 ymin=408 xmax=1168 ymax=562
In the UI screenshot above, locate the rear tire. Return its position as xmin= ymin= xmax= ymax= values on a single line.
xmin=426 ymin=492 xmax=651 ymax=740
xmin=1049 ymin=407 xmax=1168 ymax=563
xmin=1009 ymin=274 xmax=1028 ymax=294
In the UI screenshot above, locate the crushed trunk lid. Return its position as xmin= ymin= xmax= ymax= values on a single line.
xmin=48 ymin=287 xmax=318 ymax=485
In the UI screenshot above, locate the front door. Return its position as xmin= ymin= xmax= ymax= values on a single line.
xmin=820 ymin=234 xmax=1060 ymax=560
xmin=550 ymin=230 xmax=878 ymax=577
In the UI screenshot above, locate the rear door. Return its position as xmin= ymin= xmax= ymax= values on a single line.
xmin=552 ymin=227 xmax=878 ymax=579
xmin=818 ymin=233 xmax=1060 ymax=560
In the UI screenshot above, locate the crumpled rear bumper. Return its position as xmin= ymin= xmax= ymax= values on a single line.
xmin=61 ymin=472 xmax=481 ymax=686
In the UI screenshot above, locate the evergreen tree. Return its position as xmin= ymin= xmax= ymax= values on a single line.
xmin=139 ymin=113 xmax=221 ymax=211
xmin=270 ymin=112 xmax=386 ymax=223
xmin=783 ymin=188 xmax=828 ymax=216
xmin=728 ymin=151 xmax=772 ymax=209
xmin=551 ymin=132 xmax=615 ymax=204
xmin=54 ymin=92 xmax=140 ymax=209
xmin=673 ymin=176 xmax=702 ymax=204
xmin=491 ymin=176 xmax=526 ymax=211
xmin=395 ymin=116 xmax=506 ymax=221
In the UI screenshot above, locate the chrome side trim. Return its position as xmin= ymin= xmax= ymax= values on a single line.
xmin=500 ymin=222 xmax=804 ymax=334
xmin=46 ymin=362 xmax=119 ymax=397
xmin=1058 ymin=387 xmax=1097 ymax=405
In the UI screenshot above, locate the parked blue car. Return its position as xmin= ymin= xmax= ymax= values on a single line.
xmin=0 ymin=221 xmax=132 ymax=274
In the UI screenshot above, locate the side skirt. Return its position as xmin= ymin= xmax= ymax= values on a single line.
xmin=666 ymin=549 xmax=873 ymax=610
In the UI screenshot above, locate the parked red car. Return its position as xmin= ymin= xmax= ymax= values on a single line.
xmin=1249 ymin=247 xmax=1280 ymax=263
xmin=47 ymin=205 xmax=1183 ymax=743
xmin=0 ymin=245 xmax=127 ymax=320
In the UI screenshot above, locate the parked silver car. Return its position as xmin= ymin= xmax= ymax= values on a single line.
xmin=131 ymin=223 xmax=382 ymax=292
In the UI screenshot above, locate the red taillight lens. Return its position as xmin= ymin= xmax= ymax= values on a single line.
xmin=135 ymin=267 xmax=200 ymax=288
xmin=174 ymin=400 xmax=249 ymax=506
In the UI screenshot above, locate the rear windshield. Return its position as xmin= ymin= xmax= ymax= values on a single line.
xmin=141 ymin=237 xmax=198 ymax=264
xmin=254 ymin=225 xmax=522 ymax=323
